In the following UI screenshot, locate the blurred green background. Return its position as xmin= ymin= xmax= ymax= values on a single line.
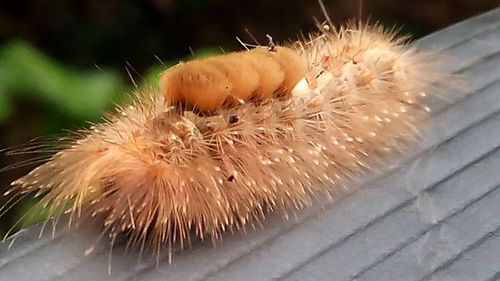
xmin=0 ymin=0 xmax=498 ymax=237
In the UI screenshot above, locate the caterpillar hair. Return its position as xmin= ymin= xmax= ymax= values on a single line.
xmin=2 ymin=21 xmax=448 ymax=262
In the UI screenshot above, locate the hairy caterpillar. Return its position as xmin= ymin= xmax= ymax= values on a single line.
xmin=2 ymin=21 xmax=445 ymax=262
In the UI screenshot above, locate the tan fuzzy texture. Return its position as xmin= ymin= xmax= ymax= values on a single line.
xmin=5 ymin=23 xmax=445 ymax=257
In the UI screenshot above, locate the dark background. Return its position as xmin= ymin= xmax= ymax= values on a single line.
xmin=0 ymin=0 xmax=498 ymax=236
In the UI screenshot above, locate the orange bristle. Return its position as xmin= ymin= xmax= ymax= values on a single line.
xmin=158 ymin=46 xmax=306 ymax=113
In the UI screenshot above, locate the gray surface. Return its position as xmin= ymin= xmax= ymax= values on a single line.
xmin=1 ymin=7 xmax=500 ymax=281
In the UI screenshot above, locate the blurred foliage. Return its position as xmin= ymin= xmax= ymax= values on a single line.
xmin=0 ymin=0 xmax=498 ymax=237
xmin=0 ymin=41 xmax=124 ymax=122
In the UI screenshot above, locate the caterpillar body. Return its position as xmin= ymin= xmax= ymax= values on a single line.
xmin=3 ymin=23 xmax=444 ymax=259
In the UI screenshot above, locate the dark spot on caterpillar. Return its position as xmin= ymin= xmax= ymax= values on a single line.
xmin=228 ymin=114 xmax=239 ymax=124
xmin=227 ymin=175 xmax=236 ymax=182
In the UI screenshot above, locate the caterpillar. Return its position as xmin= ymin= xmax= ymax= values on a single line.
xmin=2 ymin=21 xmax=445 ymax=262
